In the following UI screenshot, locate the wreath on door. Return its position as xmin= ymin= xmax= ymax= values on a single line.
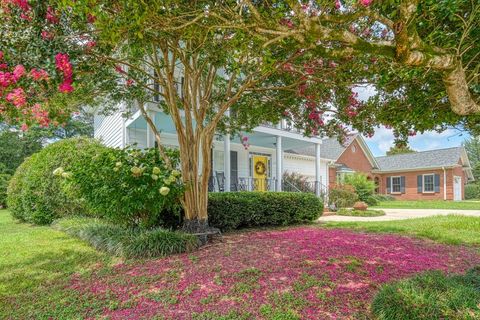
xmin=254 ymin=161 xmax=266 ymax=175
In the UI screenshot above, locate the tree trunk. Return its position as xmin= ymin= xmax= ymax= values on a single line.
xmin=177 ymin=129 xmax=218 ymax=240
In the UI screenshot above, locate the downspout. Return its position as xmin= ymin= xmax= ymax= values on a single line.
xmin=442 ymin=167 xmax=447 ymax=201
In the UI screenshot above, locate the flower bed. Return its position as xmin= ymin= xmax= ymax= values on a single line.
xmin=66 ymin=227 xmax=480 ymax=319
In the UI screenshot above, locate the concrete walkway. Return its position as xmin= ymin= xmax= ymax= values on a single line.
xmin=318 ymin=208 xmax=480 ymax=222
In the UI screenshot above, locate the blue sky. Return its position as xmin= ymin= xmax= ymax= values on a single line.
xmin=364 ymin=126 xmax=470 ymax=157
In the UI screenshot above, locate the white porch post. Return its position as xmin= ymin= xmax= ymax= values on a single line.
xmin=224 ymin=109 xmax=231 ymax=192
xmin=315 ymin=143 xmax=321 ymax=197
xmin=146 ymin=111 xmax=156 ymax=148
xmin=276 ymin=135 xmax=283 ymax=192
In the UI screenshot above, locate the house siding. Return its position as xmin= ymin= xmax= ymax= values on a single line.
xmin=94 ymin=109 xmax=125 ymax=148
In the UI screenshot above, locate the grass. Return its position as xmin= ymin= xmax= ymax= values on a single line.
xmin=336 ymin=208 xmax=385 ymax=217
xmin=372 ymin=200 xmax=480 ymax=210
xmin=323 ymin=214 xmax=480 ymax=246
xmin=372 ymin=267 xmax=480 ymax=319
xmin=0 ymin=209 xmax=113 ymax=318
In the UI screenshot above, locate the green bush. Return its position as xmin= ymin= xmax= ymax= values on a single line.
xmin=7 ymin=138 xmax=102 ymax=225
xmin=371 ymin=194 xmax=396 ymax=202
xmin=62 ymin=146 xmax=184 ymax=228
xmin=365 ymin=195 xmax=379 ymax=206
xmin=208 ymin=192 xmax=323 ymax=231
xmin=344 ymin=173 xmax=376 ymax=203
xmin=336 ymin=208 xmax=385 ymax=217
xmin=328 ymin=184 xmax=358 ymax=209
xmin=372 ymin=267 xmax=480 ymax=320
xmin=465 ymin=184 xmax=480 ymax=200
xmin=0 ymin=173 xmax=10 ymax=208
xmin=53 ymin=217 xmax=197 ymax=258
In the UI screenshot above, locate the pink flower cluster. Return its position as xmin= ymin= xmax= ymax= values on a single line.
xmin=67 ymin=227 xmax=479 ymax=319
xmin=6 ymin=87 xmax=26 ymax=107
xmin=55 ymin=53 xmax=74 ymax=93
xmin=30 ymin=68 xmax=49 ymax=81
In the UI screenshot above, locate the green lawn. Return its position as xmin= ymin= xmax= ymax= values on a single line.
xmin=0 ymin=210 xmax=114 ymax=317
xmin=323 ymin=215 xmax=480 ymax=246
xmin=372 ymin=200 xmax=480 ymax=210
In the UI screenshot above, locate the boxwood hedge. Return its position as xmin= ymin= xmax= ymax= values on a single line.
xmin=208 ymin=192 xmax=323 ymax=231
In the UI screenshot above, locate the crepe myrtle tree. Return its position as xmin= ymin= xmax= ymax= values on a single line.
xmin=1 ymin=0 xmax=479 ymax=231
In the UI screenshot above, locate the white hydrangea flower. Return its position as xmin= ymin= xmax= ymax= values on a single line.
xmin=159 ymin=186 xmax=170 ymax=196
xmin=172 ymin=169 xmax=181 ymax=177
xmin=152 ymin=167 xmax=161 ymax=175
xmin=53 ymin=167 xmax=64 ymax=176
xmin=151 ymin=174 xmax=159 ymax=181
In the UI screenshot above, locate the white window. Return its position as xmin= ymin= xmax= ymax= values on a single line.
xmin=423 ymin=174 xmax=435 ymax=193
xmin=213 ymin=150 xmax=224 ymax=173
xmin=391 ymin=176 xmax=401 ymax=193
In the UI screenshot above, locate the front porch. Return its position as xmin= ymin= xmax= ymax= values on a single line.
xmin=124 ymin=106 xmax=329 ymax=198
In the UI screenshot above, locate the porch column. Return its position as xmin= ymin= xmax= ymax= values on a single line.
xmin=224 ymin=110 xmax=231 ymax=192
xmin=146 ymin=111 xmax=156 ymax=148
xmin=315 ymin=143 xmax=321 ymax=197
xmin=276 ymin=135 xmax=282 ymax=191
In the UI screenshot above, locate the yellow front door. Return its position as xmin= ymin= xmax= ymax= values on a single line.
xmin=253 ymin=155 xmax=268 ymax=191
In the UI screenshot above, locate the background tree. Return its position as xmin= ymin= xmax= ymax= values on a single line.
xmin=386 ymin=139 xmax=416 ymax=156
xmin=464 ymin=136 xmax=480 ymax=182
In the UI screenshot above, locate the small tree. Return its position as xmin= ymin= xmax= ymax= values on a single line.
xmin=344 ymin=173 xmax=376 ymax=202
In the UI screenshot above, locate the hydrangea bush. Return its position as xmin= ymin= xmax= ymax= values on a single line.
xmin=61 ymin=146 xmax=184 ymax=228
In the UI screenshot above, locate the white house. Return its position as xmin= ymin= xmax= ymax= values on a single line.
xmin=94 ymin=103 xmax=331 ymax=197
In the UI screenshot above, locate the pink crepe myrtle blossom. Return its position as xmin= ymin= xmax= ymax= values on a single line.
xmin=29 ymin=68 xmax=49 ymax=81
xmin=12 ymin=64 xmax=25 ymax=81
xmin=0 ymin=72 xmax=13 ymax=87
xmin=126 ymin=79 xmax=134 ymax=87
xmin=335 ymin=0 xmax=341 ymax=9
xmin=87 ymin=13 xmax=96 ymax=23
xmin=41 ymin=30 xmax=54 ymax=40
xmin=58 ymin=80 xmax=73 ymax=93
xmin=20 ymin=123 xmax=28 ymax=131
xmin=6 ymin=87 xmax=26 ymax=107
xmin=46 ymin=6 xmax=59 ymax=24
xmin=0 ymin=64 xmax=7 ymax=70
xmin=86 ymin=41 xmax=96 ymax=49
xmin=359 ymin=0 xmax=373 ymax=6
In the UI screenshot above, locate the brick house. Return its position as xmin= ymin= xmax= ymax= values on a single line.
xmin=288 ymin=134 xmax=475 ymax=201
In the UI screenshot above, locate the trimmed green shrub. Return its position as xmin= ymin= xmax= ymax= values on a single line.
xmin=328 ymin=184 xmax=358 ymax=209
xmin=208 ymin=192 xmax=323 ymax=231
xmin=62 ymin=146 xmax=184 ymax=228
xmin=0 ymin=173 xmax=10 ymax=208
xmin=7 ymin=138 xmax=102 ymax=225
xmin=372 ymin=267 xmax=480 ymax=320
xmin=53 ymin=217 xmax=197 ymax=258
xmin=344 ymin=173 xmax=376 ymax=203
xmin=465 ymin=184 xmax=480 ymax=200
xmin=336 ymin=208 xmax=385 ymax=217
xmin=365 ymin=195 xmax=379 ymax=206
xmin=370 ymin=194 xmax=396 ymax=202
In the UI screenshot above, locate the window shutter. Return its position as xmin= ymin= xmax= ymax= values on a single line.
xmin=386 ymin=177 xmax=391 ymax=194
xmin=417 ymin=175 xmax=423 ymax=193
xmin=400 ymin=176 xmax=406 ymax=193
xmin=434 ymin=174 xmax=440 ymax=193
xmin=230 ymin=151 xmax=238 ymax=191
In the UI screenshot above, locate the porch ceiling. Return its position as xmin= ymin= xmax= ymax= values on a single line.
xmin=127 ymin=111 xmax=317 ymax=150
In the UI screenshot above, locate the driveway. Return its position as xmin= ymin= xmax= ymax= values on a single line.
xmin=318 ymin=208 xmax=480 ymax=222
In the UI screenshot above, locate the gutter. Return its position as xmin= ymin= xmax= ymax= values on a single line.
xmin=442 ymin=167 xmax=447 ymax=201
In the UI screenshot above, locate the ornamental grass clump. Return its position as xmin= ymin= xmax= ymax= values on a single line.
xmin=59 ymin=146 xmax=184 ymax=229
xmin=54 ymin=217 xmax=197 ymax=258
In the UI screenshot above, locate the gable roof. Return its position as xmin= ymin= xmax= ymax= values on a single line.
xmin=375 ymin=147 xmax=465 ymax=171
xmin=285 ymin=134 xmax=379 ymax=168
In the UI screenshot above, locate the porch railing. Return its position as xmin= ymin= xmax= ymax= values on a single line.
xmin=209 ymin=176 xmax=327 ymax=200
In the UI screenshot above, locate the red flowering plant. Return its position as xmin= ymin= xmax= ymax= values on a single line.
xmin=0 ymin=0 xmax=118 ymax=130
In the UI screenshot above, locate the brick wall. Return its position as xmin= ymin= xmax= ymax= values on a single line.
xmin=378 ymin=167 xmax=465 ymax=200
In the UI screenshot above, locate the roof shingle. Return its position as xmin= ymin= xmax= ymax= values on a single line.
xmin=375 ymin=147 xmax=463 ymax=171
